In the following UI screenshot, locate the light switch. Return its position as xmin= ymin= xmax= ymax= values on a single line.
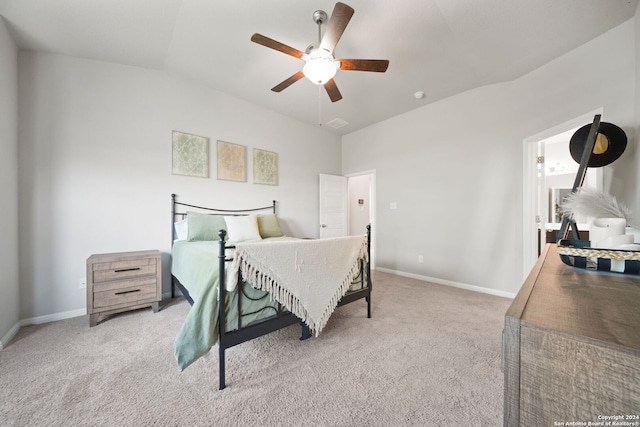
xmin=390 ymin=202 xmax=397 ymax=209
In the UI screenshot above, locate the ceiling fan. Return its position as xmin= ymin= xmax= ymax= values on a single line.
xmin=250 ymin=2 xmax=389 ymax=102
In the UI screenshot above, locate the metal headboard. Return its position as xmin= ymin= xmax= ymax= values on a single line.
xmin=171 ymin=193 xmax=276 ymax=244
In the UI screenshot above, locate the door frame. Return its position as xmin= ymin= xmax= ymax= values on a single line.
xmin=346 ymin=170 xmax=376 ymax=269
xmin=522 ymin=108 xmax=603 ymax=278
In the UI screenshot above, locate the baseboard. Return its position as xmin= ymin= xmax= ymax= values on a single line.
xmin=162 ymin=290 xmax=182 ymax=300
xmin=2 ymin=294 xmax=188 ymax=349
xmin=0 ymin=322 xmax=21 ymax=351
xmin=1 ymin=308 xmax=87 ymax=350
xmin=375 ymin=267 xmax=516 ymax=299
xmin=2 ymin=293 xmax=189 ymax=349
xmin=20 ymin=308 xmax=86 ymax=327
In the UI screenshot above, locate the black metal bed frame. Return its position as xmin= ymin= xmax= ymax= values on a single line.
xmin=170 ymin=194 xmax=372 ymax=389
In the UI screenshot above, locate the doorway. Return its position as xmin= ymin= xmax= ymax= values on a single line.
xmin=319 ymin=171 xmax=376 ymax=268
xmin=522 ymin=110 xmax=604 ymax=277
xmin=347 ymin=171 xmax=376 ymax=269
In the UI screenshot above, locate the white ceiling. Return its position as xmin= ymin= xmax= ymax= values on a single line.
xmin=1 ymin=0 xmax=638 ymax=135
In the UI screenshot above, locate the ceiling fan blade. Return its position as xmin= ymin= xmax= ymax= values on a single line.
xmin=271 ymin=71 xmax=305 ymax=92
xmin=324 ymin=78 xmax=343 ymax=102
xmin=338 ymin=59 xmax=389 ymax=72
xmin=319 ymin=2 xmax=354 ymax=53
xmin=251 ymin=33 xmax=305 ymax=59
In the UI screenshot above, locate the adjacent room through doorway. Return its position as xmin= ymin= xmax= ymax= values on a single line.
xmin=522 ymin=110 xmax=603 ymax=276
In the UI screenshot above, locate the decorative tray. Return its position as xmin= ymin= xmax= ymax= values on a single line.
xmin=557 ymin=240 xmax=640 ymax=275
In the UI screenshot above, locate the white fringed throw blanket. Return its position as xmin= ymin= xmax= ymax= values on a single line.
xmin=228 ymin=236 xmax=368 ymax=336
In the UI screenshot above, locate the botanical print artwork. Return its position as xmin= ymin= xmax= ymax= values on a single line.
xmin=217 ymin=141 xmax=247 ymax=182
xmin=172 ymin=131 xmax=209 ymax=178
xmin=253 ymin=149 xmax=278 ymax=185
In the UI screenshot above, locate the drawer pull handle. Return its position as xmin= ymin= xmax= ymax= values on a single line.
xmin=114 ymin=289 xmax=141 ymax=295
xmin=114 ymin=267 xmax=141 ymax=273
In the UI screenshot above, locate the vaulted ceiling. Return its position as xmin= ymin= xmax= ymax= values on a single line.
xmin=1 ymin=0 xmax=638 ymax=134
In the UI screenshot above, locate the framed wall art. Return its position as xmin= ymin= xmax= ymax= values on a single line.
xmin=217 ymin=140 xmax=247 ymax=182
xmin=172 ymin=131 xmax=209 ymax=178
xmin=253 ymin=148 xmax=278 ymax=185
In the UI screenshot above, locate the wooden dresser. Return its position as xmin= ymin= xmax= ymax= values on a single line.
xmin=87 ymin=250 xmax=162 ymax=327
xmin=503 ymin=244 xmax=640 ymax=426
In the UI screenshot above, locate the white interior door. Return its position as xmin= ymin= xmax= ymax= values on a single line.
xmin=319 ymin=173 xmax=348 ymax=238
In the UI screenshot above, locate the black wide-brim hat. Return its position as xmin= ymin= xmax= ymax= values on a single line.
xmin=569 ymin=122 xmax=627 ymax=167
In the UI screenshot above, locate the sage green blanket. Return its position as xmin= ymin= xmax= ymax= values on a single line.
xmin=171 ymin=240 xmax=278 ymax=370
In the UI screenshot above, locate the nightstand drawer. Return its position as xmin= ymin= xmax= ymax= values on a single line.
xmin=93 ymin=277 xmax=158 ymax=309
xmin=92 ymin=257 xmax=157 ymax=283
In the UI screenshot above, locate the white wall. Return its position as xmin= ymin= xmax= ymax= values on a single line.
xmin=343 ymin=19 xmax=637 ymax=295
xmin=0 ymin=17 xmax=19 ymax=348
xmin=17 ymin=52 xmax=341 ymax=320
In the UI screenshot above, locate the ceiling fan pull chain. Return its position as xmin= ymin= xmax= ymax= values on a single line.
xmin=318 ymin=84 xmax=322 ymax=126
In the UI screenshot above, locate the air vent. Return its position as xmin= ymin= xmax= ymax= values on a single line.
xmin=326 ymin=118 xmax=349 ymax=129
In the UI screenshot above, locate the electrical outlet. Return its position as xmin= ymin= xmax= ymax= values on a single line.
xmin=79 ymin=278 xmax=86 ymax=289
xmin=418 ymin=255 xmax=424 ymax=263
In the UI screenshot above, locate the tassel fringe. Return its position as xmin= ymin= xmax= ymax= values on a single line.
xmin=235 ymin=237 xmax=368 ymax=337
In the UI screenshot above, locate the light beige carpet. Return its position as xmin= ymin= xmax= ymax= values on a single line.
xmin=0 ymin=271 xmax=512 ymax=426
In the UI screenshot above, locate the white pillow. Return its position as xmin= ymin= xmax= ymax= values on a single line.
xmin=174 ymin=219 xmax=188 ymax=241
xmin=223 ymin=215 xmax=262 ymax=242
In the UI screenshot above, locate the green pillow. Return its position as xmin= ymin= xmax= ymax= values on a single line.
xmin=257 ymin=214 xmax=284 ymax=238
xmin=186 ymin=211 xmax=227 ymax=241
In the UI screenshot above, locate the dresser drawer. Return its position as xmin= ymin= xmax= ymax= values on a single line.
xmin=93 ymin=277 xmax=158 ymax=309
xmin=92 ymin=257 xmax=157 ymax=283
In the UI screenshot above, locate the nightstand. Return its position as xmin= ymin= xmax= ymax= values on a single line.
xmin=87 ymin=250 xmax=162 ymax=327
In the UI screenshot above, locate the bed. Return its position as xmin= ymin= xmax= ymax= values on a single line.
xmin=170 ymin=194 xmax=372 ymax=389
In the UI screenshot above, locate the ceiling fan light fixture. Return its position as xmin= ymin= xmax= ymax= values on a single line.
xmin=250 ymin=3 xmax=388 ymax=102
xmin=302 ymin=49 xmax=339 ymax=85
